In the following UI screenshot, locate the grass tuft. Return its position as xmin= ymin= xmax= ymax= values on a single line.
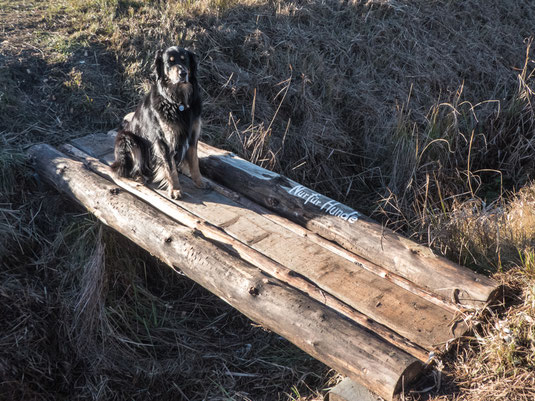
xmin=1 ymin=0 xmax=535 ymax=399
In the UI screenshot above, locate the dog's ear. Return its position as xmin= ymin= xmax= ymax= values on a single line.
xmin=153 ymin=50 xmax=164 ymax=80
xmin=187 ymin=50 xmax=198 ymax=80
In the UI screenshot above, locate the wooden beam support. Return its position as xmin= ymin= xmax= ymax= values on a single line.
xmin=66 ymin=135 xmax=471 ymax=351
xmin=61 ymin=143 xmax=430 ymax=362
xmin=28 ymin=144 xmax=423 ymax=401
xmin=196 ymin=142 xmax=500 ymax=308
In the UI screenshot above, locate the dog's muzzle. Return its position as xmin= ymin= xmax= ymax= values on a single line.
xmin=168 ymin=65 xmax=189 ymax=84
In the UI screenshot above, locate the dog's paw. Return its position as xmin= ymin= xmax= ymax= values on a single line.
xmin=169 ymin=188 xmax=182 ymax=199
xmin=133 ymin=175 xmax=145 ymax=184
xmin=193 ymin=177 xmax=211 ymax=190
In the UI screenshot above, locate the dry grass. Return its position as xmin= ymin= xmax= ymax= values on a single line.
xmin=0 ymin=211 xmax=330 ymax=400
xmin=452 ymin=273 xmax=535 ymax=401
xmin=1 ymin=0 xmax=535 ymax=399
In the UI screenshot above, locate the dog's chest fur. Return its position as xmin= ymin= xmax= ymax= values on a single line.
xmin=156 ymin=102 xmax=190 ymax=161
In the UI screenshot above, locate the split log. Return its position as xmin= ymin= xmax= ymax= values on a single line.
xmin=204 ymin=180 xmax=460 ymax=314
xmin=67 ymin=134 xmax=469 ymax=351
xmin=62 ymin=143 xmax=429 ymax=361
xmin=28 ymin=143 xmax=423 ymax=401
xmin=196 ymin=143 xmax=500 ymax=308
xmin=70 ymin=131 xmax=462 ymax=314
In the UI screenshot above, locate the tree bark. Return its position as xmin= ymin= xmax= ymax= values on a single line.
xmin=196 ymin=142 xmax=501 ymax=308
xmin=62 ymin=143 xmax=430 ymax=362
xmin=28 ymin=144 xmax=423 ymax=401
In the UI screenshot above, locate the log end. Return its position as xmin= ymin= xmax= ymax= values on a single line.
xmin=393 ymin=360 xmax=425 ymax=399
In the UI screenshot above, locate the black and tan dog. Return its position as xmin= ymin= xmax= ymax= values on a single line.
xmin=111 ymin=46 xmax=205 ymax=199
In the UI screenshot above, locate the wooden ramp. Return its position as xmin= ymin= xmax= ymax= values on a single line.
xmin=28 ymin=132 xmax=500 ymax=401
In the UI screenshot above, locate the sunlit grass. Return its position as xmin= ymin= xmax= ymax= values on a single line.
xmin=1 ymin=0 xmax=535 ymax=399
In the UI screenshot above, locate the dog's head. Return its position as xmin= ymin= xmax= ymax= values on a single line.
xmin=154 ymin=46 xmax=197 ymax=85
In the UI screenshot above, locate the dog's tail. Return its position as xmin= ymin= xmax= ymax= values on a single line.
xmin=111 ymin=130 xmax=144 ymax=178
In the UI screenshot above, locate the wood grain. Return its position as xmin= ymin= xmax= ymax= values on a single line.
xmin=195 ymin=142 xmax=501 ymax=308
xmin=62 ymin=143 xmax=430 ymax=361
xmin=69 ymin=134 xmax=469 ymax=350
xmin=28 ymin=143 xmax=423 ymax=401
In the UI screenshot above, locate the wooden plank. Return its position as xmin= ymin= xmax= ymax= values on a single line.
xmin=75 ymin=134 xmax=464 ymax=314
xmin=188 ymin=165 xmax=462 ymax=315
xmin=72 ymin=131 xmax=116 ymax=163
xmin=62 ymin=143 xmax=429 ymax=362
xmin=28 ymin=144 xmax=423 ymax=401
xmin=195 ymin=142 xmax=501 ymax=308
xmin=70 ymin=134 xmax=468 ymax=351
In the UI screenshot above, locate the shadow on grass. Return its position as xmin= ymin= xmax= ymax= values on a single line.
xmin=2 ymin=0 xmax=535 ymax=400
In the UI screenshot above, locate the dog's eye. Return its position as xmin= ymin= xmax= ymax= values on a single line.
xmin=169 ymin=56 xmax=175 ymax=62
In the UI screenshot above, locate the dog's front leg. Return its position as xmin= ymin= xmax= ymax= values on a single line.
xmin=155 ymin=140 xmax=182 ymax=199
xmin=186 ymin=119 xmax=207 ymax=189
xmin=185 ymin=142 xmax=206 ymax=189
xmin=168 ymin=161 xmax=181 ymax=199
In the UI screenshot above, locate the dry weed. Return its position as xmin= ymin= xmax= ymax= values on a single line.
xmin=446 ymin=266 xmax=535 ymax=401
xmin=2 ymin=0 xmax=535 ymax=400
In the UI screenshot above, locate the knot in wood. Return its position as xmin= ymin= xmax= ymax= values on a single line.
xmin=56 ymin=164 xmax=67 ymax=175
xmin=267 ymin=197 xmax=279 ymax=207
xmin=165 ymin=236 xmax=173 ymax=243
xmin=248 ymin=286 xmax=259 ymax=297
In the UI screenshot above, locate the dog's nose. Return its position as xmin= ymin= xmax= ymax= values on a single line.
xmin=179 ymin=70 xmax=188 ymax=79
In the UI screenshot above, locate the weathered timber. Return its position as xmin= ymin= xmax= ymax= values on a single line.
xmin=206 ymin=181 xmax=460 ymax=314
xmin=69 ymin=133 xmax=468 ymax=351
xmin=28 ymin=144 xmax=423 ymax=401
xmin=196 ymin=142 xmax=500 ymax=308
xmin=62 ymin=143 xmax=429 ymax=361
xmin=76 ymin=132 xmax=457 ymax=314
xmin=171 ymin=160 xmax=460 ymax=314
